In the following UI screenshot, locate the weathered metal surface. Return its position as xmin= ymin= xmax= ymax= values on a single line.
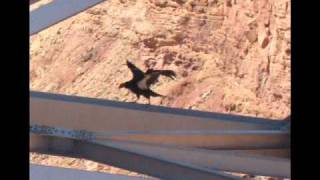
xmin=30 ymin=124 xmax=289 ymax=149
xmin=30 ymin=135 xmax=242 ymax=180
xmin=30 ymin=91 xmax=290 ymax=179
xmin=30 ymin=91 xmax=286 ymax=132
xmin=30 ymin=128 xmax=290 ymax=178
xmin=93 ymin=140 xmax=290 ymax=178
xmin=30 ymin=122 xmax=290 ymax=177
xmin=30 ymin=0 xmax=106 ymax=35
xmin=30 ymin=91 xmax=289 ymax=149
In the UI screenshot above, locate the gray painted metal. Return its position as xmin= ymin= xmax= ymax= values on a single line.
xmin=30 ymin=91 xmax=289 ymax=149
xmin=30 ymin=0 xmax=106 ymax=35
xmin=30 ymin=164 xmax=148 ymax=180
xmin=217 ymin=149 xmax=290 ymax=158
xmin=30 ymin=132 xmax=290 ymax=178
xmin=30 ymin=91 xmax=290 ymax=178
xmin=30 ymin=91 xmax=287 ymax=132
xmin=94 ymin=140 xmax=290 ymax=178
xmin=96 ymin=130 xmax=289 ymax=149
xmin=30 ymin=124 xmax=289 ymax=149
xmin=30 ymin=135 xmax=242 ymax=180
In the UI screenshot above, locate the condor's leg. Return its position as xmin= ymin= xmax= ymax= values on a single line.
xmin=147 ymin=97 xmax=151 ymax=105
xmin=133 ymin=94 xmax=140 ymax=103
xmin=144 ymin=94 xmax=151 ymax=105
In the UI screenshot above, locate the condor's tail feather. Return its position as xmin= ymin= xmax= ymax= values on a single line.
xmin=146 ymin=69 xmax=176 ymax=80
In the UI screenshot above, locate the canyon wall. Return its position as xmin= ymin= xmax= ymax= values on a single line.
xmin=30 ymin=0 xmax=290 ymax=119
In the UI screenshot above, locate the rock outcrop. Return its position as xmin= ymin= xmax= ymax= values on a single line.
xmin=30 ymin=0 xmax=290 ymax=119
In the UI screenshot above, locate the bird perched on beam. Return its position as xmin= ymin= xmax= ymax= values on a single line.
xmin=119 ymin=60 xmax=176 ymax=104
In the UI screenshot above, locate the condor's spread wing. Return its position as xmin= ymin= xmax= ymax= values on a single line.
xmin=126 ymin=60 xmax=145 ymax=80
xmin=144 ymin=69 xmax=176 ymax=87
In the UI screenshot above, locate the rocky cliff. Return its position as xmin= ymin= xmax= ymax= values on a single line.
xmin=30 ymin=0 xmax=290 ymax=119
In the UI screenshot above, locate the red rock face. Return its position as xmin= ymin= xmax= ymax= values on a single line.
xmin=30 ymin=0 xmax=290 ymax=119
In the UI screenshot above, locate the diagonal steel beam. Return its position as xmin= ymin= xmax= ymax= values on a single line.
xmin=93 ymin=139 xmax=290 ymax=178
xmin=30 ymin=135 xmax=242 ymax=180
xmin=30 ymin=91 xmax=290 ymax=178
xmin=30 ymin=124 xmax=290 ymax=178
xmin=30 ymin=133 xmax=290 ymax=178
xmin=30 ymin=0 xmax=106 ymax=35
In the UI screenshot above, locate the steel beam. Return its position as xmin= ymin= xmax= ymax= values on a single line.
xmin=30 ymin=135 xmax=242 ymax=180
xmin=30 ymin=0 xmax=106 ymax=35
xmin=30 ymin=164 xmax=148 ymax=180
xmin=30 ymin=124 xmax=289 ymax=149
xmin=94 ymin=140 xmax=290 ymax=178
xmin=30 ymin=91 xmax=290 ymax=178
xmin=30 ymin=125 xmax=290 ymax=157
xmin=30 ymin=132 xmax=290 ymax=178
xmin=30 ymin=91 xmax=287 ymax=133
xmin=97 ymin=130 xmax=289 ymax=149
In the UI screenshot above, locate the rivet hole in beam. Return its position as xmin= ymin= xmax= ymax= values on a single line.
xmin=30 ymin=0 xmax=106 ymax=35
xmin=30 ymin=91 xmax=288 ymax=128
